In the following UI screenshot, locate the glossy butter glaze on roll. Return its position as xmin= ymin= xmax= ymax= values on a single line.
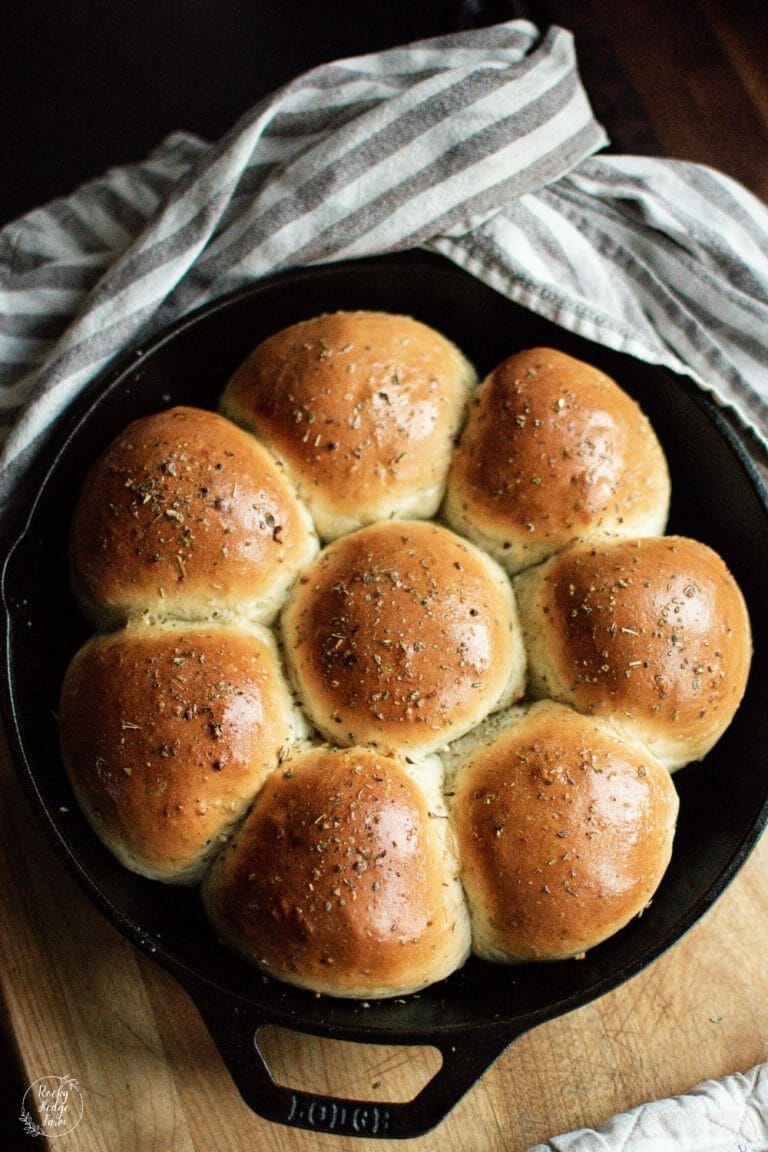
xmin=448 ymin=701 xmax=679 ymax=962
xmin=58 ymin=308 xmax=757 ymax=999
xmin=202 ymin=745 xmax=471 ymax=998
xmin=280 ymin=520 xmax=526 ymax=755
xmin=70 ymin=405 xmax=318 ymax=628
xmin=443 ymin=348 xmax=670 ymax=574
xmin=514 ymin=536 xmax=752 ymax=770
xmin=220 ymin=311 xmax=476 ymax=541
xmin=58 ymin=621 xmax=306 ymax=884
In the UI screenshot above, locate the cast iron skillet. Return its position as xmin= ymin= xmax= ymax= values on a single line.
xmin=3 ymin=253 xmax=768 ymax=1139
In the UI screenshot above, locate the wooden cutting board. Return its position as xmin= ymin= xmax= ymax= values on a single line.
xmin=3 ymin=4 xmax=768 ymax=1148
xmin=1 ymin=714 xmax=767 ymax=1151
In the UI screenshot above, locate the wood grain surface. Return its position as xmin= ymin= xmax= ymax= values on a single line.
xmin=519 ymin=0 xmax=768 ymax=200
xmin=2 ymin=730 xmax=767 ymax=1152
xmin=2 ymin=3 xmax=767 ymax=1150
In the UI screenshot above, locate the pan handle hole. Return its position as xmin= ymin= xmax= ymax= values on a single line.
xmin=255 ymin=1025 xmax=443 ymax=1103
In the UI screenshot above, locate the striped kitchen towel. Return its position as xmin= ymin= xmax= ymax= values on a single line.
xmin=1 ymin=18 xmax=767 ymax=525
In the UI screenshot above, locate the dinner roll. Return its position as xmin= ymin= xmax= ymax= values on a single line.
xmin=443 ymin=348 xmax=670 ymax=573
xmin=58 ymin=620 xmax=305 ymax=884
xmin=280 ymin=520 xmax=526 ymax=755
xmin=448 ymin=701 xmax=679 ymax=962
xmin=202 ymin=745 xmax=471 ymax=998
xmin=70 ymin=405 xmax=318 ymax=629
xmin=514 ymin=536 xmax=752 ymax=770
xmin=220 ymin=311 xmax=476 ymax=541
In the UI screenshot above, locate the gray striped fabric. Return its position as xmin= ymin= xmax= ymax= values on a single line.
xmin=1 ymin=20 xmax=767 ymax=519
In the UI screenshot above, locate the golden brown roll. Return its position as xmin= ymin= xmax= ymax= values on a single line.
xmin=280 ymin=520 xmax=526 ymax=755
xmin=202 ymin=745 xmax=471 ymax=998
xmin=443 ymin=348 xmax=670 ymax=573
xmin=514 ymin=536 xmax=752 ymax=770
xmin=220 ymin=311 xmax=476 ymax=541
xmin=448 ymin=701 xmax=679 ymax=962
xmin=70 ymin=405 xmax=318 ymax=628
xmin=58 ymin=620 xmax=305 ymax=884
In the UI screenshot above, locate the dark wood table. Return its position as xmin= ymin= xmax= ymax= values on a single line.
xmin=3 ymin=1 xmax=767 ymax=223
xmin=1 ymin=4 xmax=767 ymax=1149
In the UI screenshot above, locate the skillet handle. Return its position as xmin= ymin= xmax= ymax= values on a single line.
xmin=189 ymin=990 xmax=518 ymax=1139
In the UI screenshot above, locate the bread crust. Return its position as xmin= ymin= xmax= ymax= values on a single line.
xmin=281 ymin=520 xmax=526 ymax=754
xmin=450 ymin=701 xmax=679 ymax=961
xmin=221 ymin=311 xmax=476 ymax=540
xmin=202 ymin=745 xmax=471 ymax=998
xmin=443 ymin=348 xmax=670 ymax=573
xmin=58 ymin=621 xmax=303 ymax=883
xmin=514 ymin=535 xmax=752 ymax=769
xmin=70 ymin=405 xmax=318 ymax=628
xmin=59 ymin=315 xmax=753 ymax=991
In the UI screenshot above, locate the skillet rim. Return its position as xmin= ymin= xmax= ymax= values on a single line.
xmin=2 ymin=250 xmax=768 ymax=1049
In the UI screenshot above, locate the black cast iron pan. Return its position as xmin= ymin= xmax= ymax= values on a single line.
xmin=3 ymin=252 xmax=768 ymax=1139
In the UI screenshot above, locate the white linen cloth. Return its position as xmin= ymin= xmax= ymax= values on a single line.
xmin=530 ymin=1063 xmax=768 ymax=1152
xmin=1 ymin=18 xmax=767 ymax=1150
